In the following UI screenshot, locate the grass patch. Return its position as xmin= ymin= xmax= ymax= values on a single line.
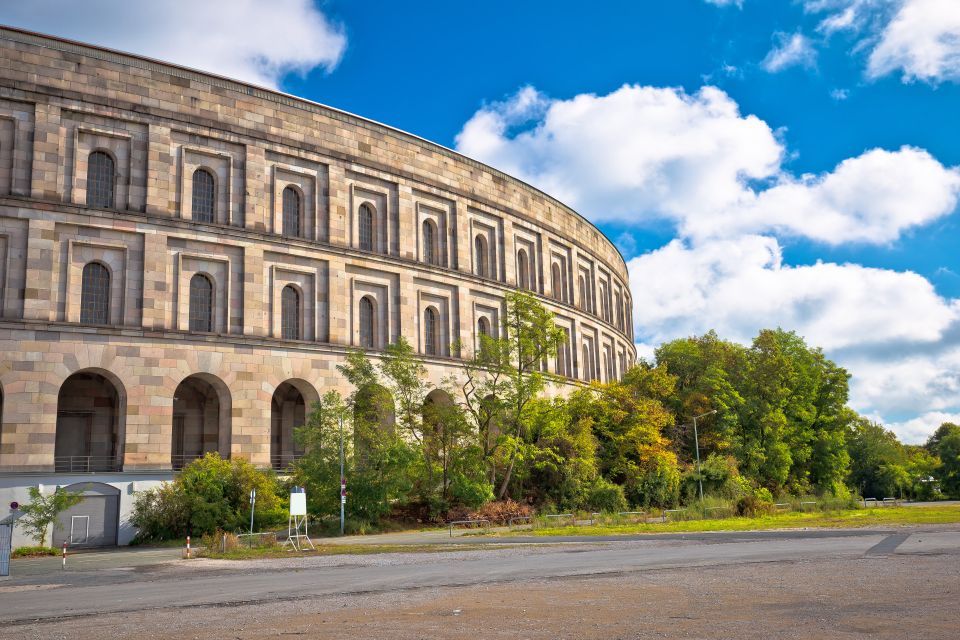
xmin=482 ymin=504 xmax=960 ymax=537
xmin=12 ymin=546 xmax=59 ymax=558
xmin=201 ymin=542 xmax=507 ymax=560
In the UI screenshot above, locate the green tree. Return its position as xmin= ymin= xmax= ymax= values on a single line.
xmin=928 ymin=423 xmax=960 ymax=498
xmin=293 ymin=390 xmax=351 ymax=519
xmin=846 ymin=417 xmax=906 ymax=499
xmin=17 ymin=486 xmax=83 ymax=547
xmin=572 ymin=364 xmax=681 ymax=508
xmin=453 ymin=290 xmax=564 ymax=499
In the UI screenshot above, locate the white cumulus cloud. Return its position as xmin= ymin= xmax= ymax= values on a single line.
xmin=868 ymin=0 xmax=960 ymax=82
xmin=456 ymin=85 xmax=960 ymax=245
xmin=807 ymin=0 xmax=960 ymax=83
xmin=627 ymin=234 xmax=960 ymax=443
xmin=762 ymin=32 xmax=819 ymax=72
xmin=2 ymin=0 xmax=347 ymax=88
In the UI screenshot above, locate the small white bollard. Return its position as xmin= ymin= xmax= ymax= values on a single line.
xmin=61 ymin=542 xmax=67 ymax=570
xmin=185 ymin=535 xmax=191 ymax=559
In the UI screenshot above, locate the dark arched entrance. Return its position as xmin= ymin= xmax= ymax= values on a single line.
xmin=55 ymin=372 xmax=124 ymax=472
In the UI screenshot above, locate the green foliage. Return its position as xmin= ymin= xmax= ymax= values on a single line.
xmin=584 ymin=478 xmax=628 ymax=513
xmin=656 ymin=329 xmax=853 ymax=495
xmin=17 ymin=486 xmax=83 ymax=547
xmin=929 ymin=423 xmax=960 ymax=498
xmin=454 ymin=290 xmax=565 ymax=500
xmin=846 ymin=417 xmax=907 ymax=499
xmin=131 ymin=453 xmax=283 ymax=541
xmin=12 ymin=546 xmax=59 ymax=558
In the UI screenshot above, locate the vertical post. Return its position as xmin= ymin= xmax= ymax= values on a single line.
xmin=61 ymin=542 xmax=66 ymax=570
xmin=339 ymin=415 xmax=345 ymax=536
xmin=186 ymin=535 xmax=191 ymax=559
xmin=249 ymin=488 xmax=256 ymax=535
xmin=693 ymin=415 xmax=703 ymax=502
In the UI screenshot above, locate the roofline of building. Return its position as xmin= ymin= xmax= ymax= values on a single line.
xmin=0 ymin=24 xmax=629 ymax=273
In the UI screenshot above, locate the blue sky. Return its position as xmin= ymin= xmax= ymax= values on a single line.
xmin=6 ymin=0 xmax=960 ymax=442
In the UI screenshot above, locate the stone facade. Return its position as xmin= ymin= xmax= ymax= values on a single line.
xmin=0 ymin=26 xmax=635 ymax=478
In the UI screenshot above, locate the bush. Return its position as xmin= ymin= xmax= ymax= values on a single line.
xmin=12 ymin=546 xmax=58 ymax=558
xmin=449 ymin=474 xmax=495 ymax=510
xmin=736 ymin=488 xmax=775 ymax=517
xmin=584 ymin=478 xmax=628 ymax=513
xmin=131 ymin=453 xmax=284 ymax=541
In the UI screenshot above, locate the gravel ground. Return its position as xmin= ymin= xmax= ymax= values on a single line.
xmin=6 ymin=548 xmax=956 ymax=639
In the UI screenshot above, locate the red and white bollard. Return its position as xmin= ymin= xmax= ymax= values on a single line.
xmin=61 ymin=542 xmax=67 ymax=570
xmin=185 ymin=535 xmax=191 ymax=559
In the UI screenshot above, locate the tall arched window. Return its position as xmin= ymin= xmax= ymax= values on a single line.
xmin=359 ymin=204 xmax=374 ymax=252
xmin=423 ymin=220 xmax=437 ymax=265
xmin=557 ymin=332 xmax=569 ymax=377
xmin=582 ymin=344 xmax=592 ymax=381
xmin=86 ymin=151 xmax=115 ymax=209
xmin=477 ymin=316 xmax=490 ymax=338
xmin=359 ymin=296 xmax=375 ymax=348
xmin=189 ymin=273 xmax=214 ymax=333
xmin=551 ymin=263 xmax=563 ymax=301
xmin=424 ymin=307 xmax=438 ymax=356
xmin=615 ymin=292 xmax=624 ymax=329
xmin=282 ymin=186 xmax=301 ymax=237
xmin=80 ymin=262 xmax=110 ymax=324
xmin=579 ymin=275 xmax=587 ymax=310
xmin=281 ymin=285 xmax=301 ymax=340
xmin=191 ymin=168 xmax=216 ymax=223
xmin=517 ymin=250 xmax=529 ymax=290
xmin=475 ymin=235 xmax=488 ymax=278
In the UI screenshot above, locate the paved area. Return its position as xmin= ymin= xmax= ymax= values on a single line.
xmin=0 ymin=525 xmax=956 ymax=638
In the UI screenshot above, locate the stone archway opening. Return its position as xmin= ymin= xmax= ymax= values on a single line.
xmin=172 ymin=374 xmax=231 ymax=470
xmin=271 ymin=379 xmax=319 ymax=470
xmin=55 ymin=371 xmax=124 ymax=472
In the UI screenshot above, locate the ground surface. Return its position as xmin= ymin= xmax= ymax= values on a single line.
xmin=1 ymin=524 xmax=957 ymax=639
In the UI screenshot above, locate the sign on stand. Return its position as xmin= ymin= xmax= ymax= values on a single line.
xmin=284 ymin=486 xmax=314 ymax=551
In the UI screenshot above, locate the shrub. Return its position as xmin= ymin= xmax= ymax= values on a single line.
xmin=584 ymin=478 xmax=628 ymax=513
xmin=449 ymin=474 xmax=495 ymax=510
xmin=736 ymin=488 xmax=775 ymax=517
xmin=12 ymin=546 xmax=58 ymax=558
xmin=131 ymin=453 xmax=284 ymax=541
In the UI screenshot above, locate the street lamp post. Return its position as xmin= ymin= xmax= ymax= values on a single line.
xmin=339 ymin=414 xmax=345 ymax=536
xmin=692 ymin=409 xmax=717 ymax=502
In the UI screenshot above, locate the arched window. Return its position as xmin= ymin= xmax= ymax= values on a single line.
xmin=557 ymin=333 xmax=569 ymax=377
xmin=579 ymin=275 xmax=587 ymax=310
xmin=86 ymin=151 xmax=115 ymax=209
xmin=551 ymin=263 xmax=563 ymax=301
xmin=189 ymin=273 xmax=214 ymax=332
xmin=477 ymin=316 xmax=490 ymax=338
xmin=475 ymin=235 xmax=488 ymax=278
xmin=80 ymin=262 xmax=110 ymax=324
xmin=281 ymin=285 xmax=301 ymax=340
xmin=424 ymin=307 xmax=438 ymax=356
xmin=517 ymin=250 xmax=529 ymax=290
xmin=582 ymin=344 xmax=592 ymax=381
xmin=282 ymin=186 xmax=301 ymax=237
xmin=359 ymin=296 xmax=375 ymax=348
xmin=191 ymin=168 xmax=216 ymax=223
xmin=422 ymin=220 xmax=438 ymax=265
xmin=615 ymin=292 xmax=624 ymax=329
xmin=359 ymin=203 xmax=374 ymax=252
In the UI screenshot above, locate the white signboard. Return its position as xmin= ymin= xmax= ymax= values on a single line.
xmin=290 ymin=492 xmax=307 ymax=516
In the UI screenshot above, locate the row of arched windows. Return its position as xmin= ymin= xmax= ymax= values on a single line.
xmin=86 ymin=151 xmax=307 ymax=238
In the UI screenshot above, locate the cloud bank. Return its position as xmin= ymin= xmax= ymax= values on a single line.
xmin=2 ymin=0 xmax=347 ymax=88
xmin=456 ymin=84 xmax=960 ymax=443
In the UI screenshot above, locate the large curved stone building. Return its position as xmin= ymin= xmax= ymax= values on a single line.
xmin=0 ymin=27 xmax=635 ymax=546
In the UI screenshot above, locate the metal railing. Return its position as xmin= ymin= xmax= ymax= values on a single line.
xmin=448 ymin=518 xmax=490 ymax=537
xmin=270 ymin=454 xmax=302 ymax=471
xmin=53 ymin=456 xmax=122 ymax=472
